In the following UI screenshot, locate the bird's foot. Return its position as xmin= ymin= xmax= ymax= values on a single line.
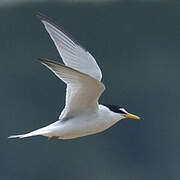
xmin=48 ymin=136 xmax=59 ymax=140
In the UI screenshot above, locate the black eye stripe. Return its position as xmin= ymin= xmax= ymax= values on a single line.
xmin=103 ymin=104 xmax=127 ymax=114
xmin=118 ymin=110 xmax=126 ymax=114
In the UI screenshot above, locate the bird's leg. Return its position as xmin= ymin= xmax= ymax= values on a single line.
xmin=48 ymin=136 xmax=59 ymax=140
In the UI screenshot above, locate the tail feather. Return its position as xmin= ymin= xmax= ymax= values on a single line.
xmin=8 ymin=134 xmax=25 ymax=139
xmin=8 ymin=128 xmax=51 ymax=139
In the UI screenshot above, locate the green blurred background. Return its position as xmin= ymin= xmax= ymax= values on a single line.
xmin=1 ymin=1 xmax=180 ymax=180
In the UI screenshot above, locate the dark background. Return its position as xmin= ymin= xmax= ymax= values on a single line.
xmin=1 ymin=1 xmax=180 ymax=180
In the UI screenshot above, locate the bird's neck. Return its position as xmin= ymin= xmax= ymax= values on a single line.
xmin=98 ymin=104 xmax=124 ymax=122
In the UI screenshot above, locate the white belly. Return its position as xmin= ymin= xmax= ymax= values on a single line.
xmin=43 ymin=105 xmax=121 ymax=139
xmin=48 ymin=113 xmax=117 ymax=139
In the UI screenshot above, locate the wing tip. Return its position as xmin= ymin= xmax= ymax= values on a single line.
xmin=36 ymin=12 xmax=48 ymax=22
xmin=37 ymin=58 xmax=55 ymax=64
xmin=37 ymin=58 xmax=65 ymax=68
xmin=36 ymin=12 xmax=57 ymax=26
xmin=37 ymin=58 xmax=52 ymax=67
xmin=37 ymin=57 xmax=46 ymax=63
xmin=36 ymin=12 xmax=85 ymax=50
xmin=36 ymin=12 xmax=60 ymax=28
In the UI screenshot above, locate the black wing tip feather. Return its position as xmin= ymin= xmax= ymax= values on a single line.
xmin=36 ymin=12 xmax=68 ymax=35
xmin=37 ymin=58 xmax=70 ymax=69
xmin=36 ymin=12 xmax=54 ymax=24
xmin=36 ymin=12 xmax=86 ymax=51
xmin=37 ymin=57 xmax=47 ymax=63
xmin=36 ymin=12 xmax=45 ymax=20
xmin=37 ymin=58 xmax=61 ymax=66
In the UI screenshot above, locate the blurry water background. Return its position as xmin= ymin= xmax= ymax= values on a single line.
xmin=1 ymin=0 xmax=180 ymax=179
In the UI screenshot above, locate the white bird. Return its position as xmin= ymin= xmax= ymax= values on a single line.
xmin=9 ymin=13 xmax=142 ymax=140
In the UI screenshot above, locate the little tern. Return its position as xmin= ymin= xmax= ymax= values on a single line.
xmin=9 ymin=13 xmax=142 ymax=140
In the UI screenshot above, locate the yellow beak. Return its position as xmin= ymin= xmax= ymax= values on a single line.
xmin=125 ymin=113 xmax=142 ymax=120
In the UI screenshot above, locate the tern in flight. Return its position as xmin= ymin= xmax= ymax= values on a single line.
xmin=9 ymin=13 xmax=142 ymax=140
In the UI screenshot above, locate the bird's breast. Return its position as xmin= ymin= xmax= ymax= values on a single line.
xmin=56 ymin=111 xmax=116 ymax=139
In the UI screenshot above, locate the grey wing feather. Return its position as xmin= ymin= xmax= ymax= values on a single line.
xmin=36 ymin=13 xmax=102 ymax=81
xmin=38 ymin=58 xmax=105 ymax=118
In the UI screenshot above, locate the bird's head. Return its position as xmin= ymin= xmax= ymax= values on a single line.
xmin=104 ymin=104 xmax=143 ymax=120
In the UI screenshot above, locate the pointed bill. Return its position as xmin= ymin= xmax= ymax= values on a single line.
xmin=125 ymin=113 xmax=142 ymax=120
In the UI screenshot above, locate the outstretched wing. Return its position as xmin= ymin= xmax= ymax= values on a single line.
xmin=38 ymin=58 xmax=105 ymax=118
xmin=36 ymin=13 xmax=102 ymax=81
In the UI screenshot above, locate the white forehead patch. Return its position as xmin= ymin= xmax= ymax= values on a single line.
xmin=119 ymin=108 xmax=128 ymax=114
